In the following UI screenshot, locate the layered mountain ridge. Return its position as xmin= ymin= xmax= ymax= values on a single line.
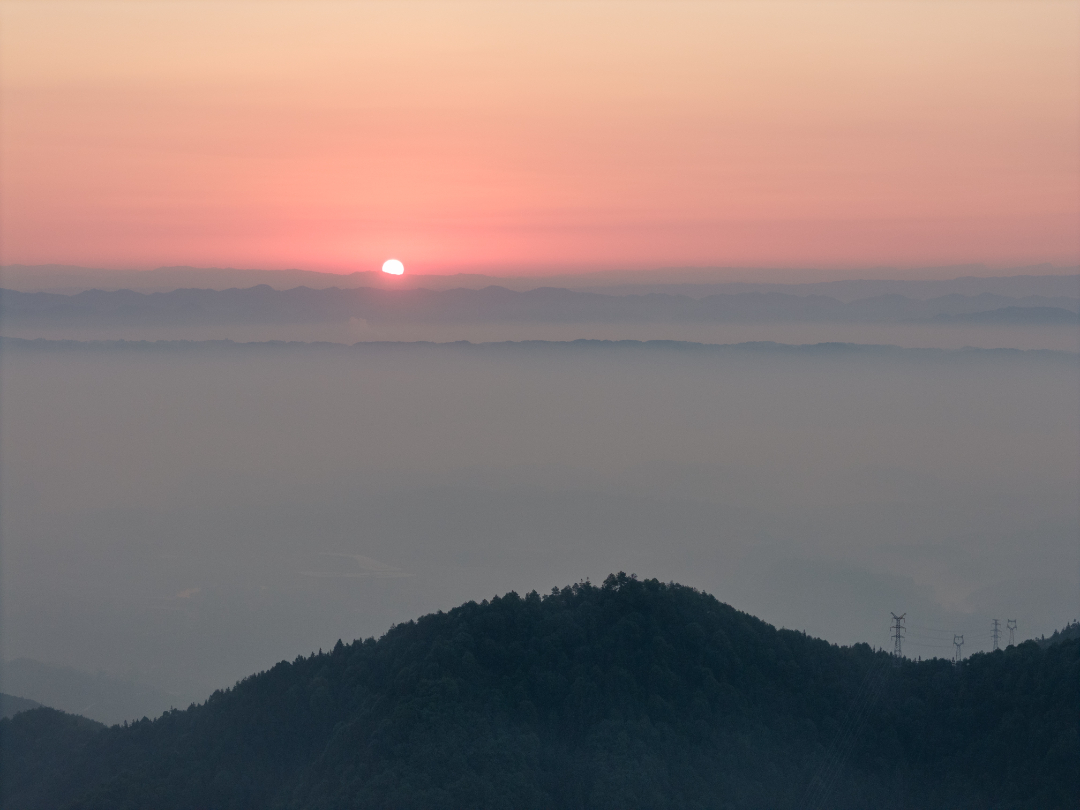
xmin=3 ymin=284 xmax=1077 ymax=328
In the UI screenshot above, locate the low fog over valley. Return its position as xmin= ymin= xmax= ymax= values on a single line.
xmin=2 ymin=338 xmax=1075 ymax=721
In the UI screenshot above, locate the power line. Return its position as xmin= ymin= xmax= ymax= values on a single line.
xmin=905 ymin=631 xmax=957 ymax=641
xmin=908 ymin=625 xmax=962 ymax=634
xmin=905 ymin=645 xmax=954 ymax=652
xmin=905 ymin=627 xmax=965 ymax=642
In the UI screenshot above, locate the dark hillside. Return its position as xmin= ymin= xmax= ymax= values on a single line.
xmin=1039 ymin=621 xmax=1080 ymax=647
xmin=2 ymin=575 xmax=1077 ymax=810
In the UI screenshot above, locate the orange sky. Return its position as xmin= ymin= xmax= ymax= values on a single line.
xmin=2 ymin=1 xmax=1078 ymax=276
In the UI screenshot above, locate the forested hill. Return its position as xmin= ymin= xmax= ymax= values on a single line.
xmin=2 ymin=576 xmax=1077 ymax=810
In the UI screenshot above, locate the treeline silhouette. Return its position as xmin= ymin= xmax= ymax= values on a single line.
xmin=2 ymin=575 xmax=1076 ymax=809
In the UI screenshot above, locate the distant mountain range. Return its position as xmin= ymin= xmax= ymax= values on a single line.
xmin=2 ymin=285 xmax=1077 ymax=328
xmin=0 ymin=693 xmax=41 ymax=720
xmin=0 ymin=659 xmax=195 ymax=727
xmin=930 ymin=306 xmax=1080 ymax=324
xmin=2 ymin=576 xmax=1077 ymax=810
xmin=4 ymin=337 xmax=1076 ymax=364
xmin=2 ymin=264 xmax=1078 ymax=301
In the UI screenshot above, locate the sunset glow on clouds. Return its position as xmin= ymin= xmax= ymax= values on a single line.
xmin=1 ymin=1 xmax=1078 ymax=275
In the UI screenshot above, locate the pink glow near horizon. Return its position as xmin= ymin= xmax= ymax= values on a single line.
xmin=1 ymin=2 xmax=1078 ymax=277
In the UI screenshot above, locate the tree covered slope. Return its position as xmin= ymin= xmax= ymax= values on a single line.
xmin=2 ymin=575 xmax=1077 ymax=809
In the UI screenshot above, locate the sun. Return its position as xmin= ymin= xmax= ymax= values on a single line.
xmin=381 ymin=259 xmax=405 ymax=275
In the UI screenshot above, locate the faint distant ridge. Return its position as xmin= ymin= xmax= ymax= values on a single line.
xmin=2 ymin=336 xmax=1075 ymax=363
xmin=0 ymin=658 xmax=194 ymax=727
xmin=0 ymin=693 xmax=41 ymax=720
xmin=579 ymin=269 xmax=1080 ymax=302
xmin=930 ymin=306 xmax=1080 ymax=324
xmin=1 ymin=263 xmax=1077 ymax=299
xmin=1 ymin=575 xmax=1076 ymax=810
xmin=3 ymin=284 xmax=1078 ymax=328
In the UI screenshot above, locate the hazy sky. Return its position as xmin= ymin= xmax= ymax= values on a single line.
xmin=2 ymin=1 xmax=1078 ymax=275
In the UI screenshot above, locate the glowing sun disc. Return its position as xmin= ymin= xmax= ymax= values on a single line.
xmin=381 ymin=259 xmax=405 ymax=275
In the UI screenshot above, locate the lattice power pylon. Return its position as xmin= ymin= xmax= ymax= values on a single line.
xmin=890 ymin=613 xmax=906 ymax=658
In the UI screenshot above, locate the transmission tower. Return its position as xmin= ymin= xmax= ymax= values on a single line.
xmin=1007 ymin=619 xmax=1017 ymax=647
xmin=953 ymin=634 xmax=964 ymax=663
xmin=991 ymin=619 xmax=1001 ymax=651
xmin=890 ymin=613 xmax=906 ymax=658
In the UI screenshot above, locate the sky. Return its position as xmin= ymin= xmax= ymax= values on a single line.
xmin=1 ymin=1 xmax=1079 ymax=276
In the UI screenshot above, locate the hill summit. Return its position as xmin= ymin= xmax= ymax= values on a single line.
xmin=2 ymin=574 xmax=1077 ymax=809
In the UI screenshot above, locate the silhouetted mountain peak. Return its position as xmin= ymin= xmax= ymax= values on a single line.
xmin=2 ymin=577 xmax=1076 ymax=810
